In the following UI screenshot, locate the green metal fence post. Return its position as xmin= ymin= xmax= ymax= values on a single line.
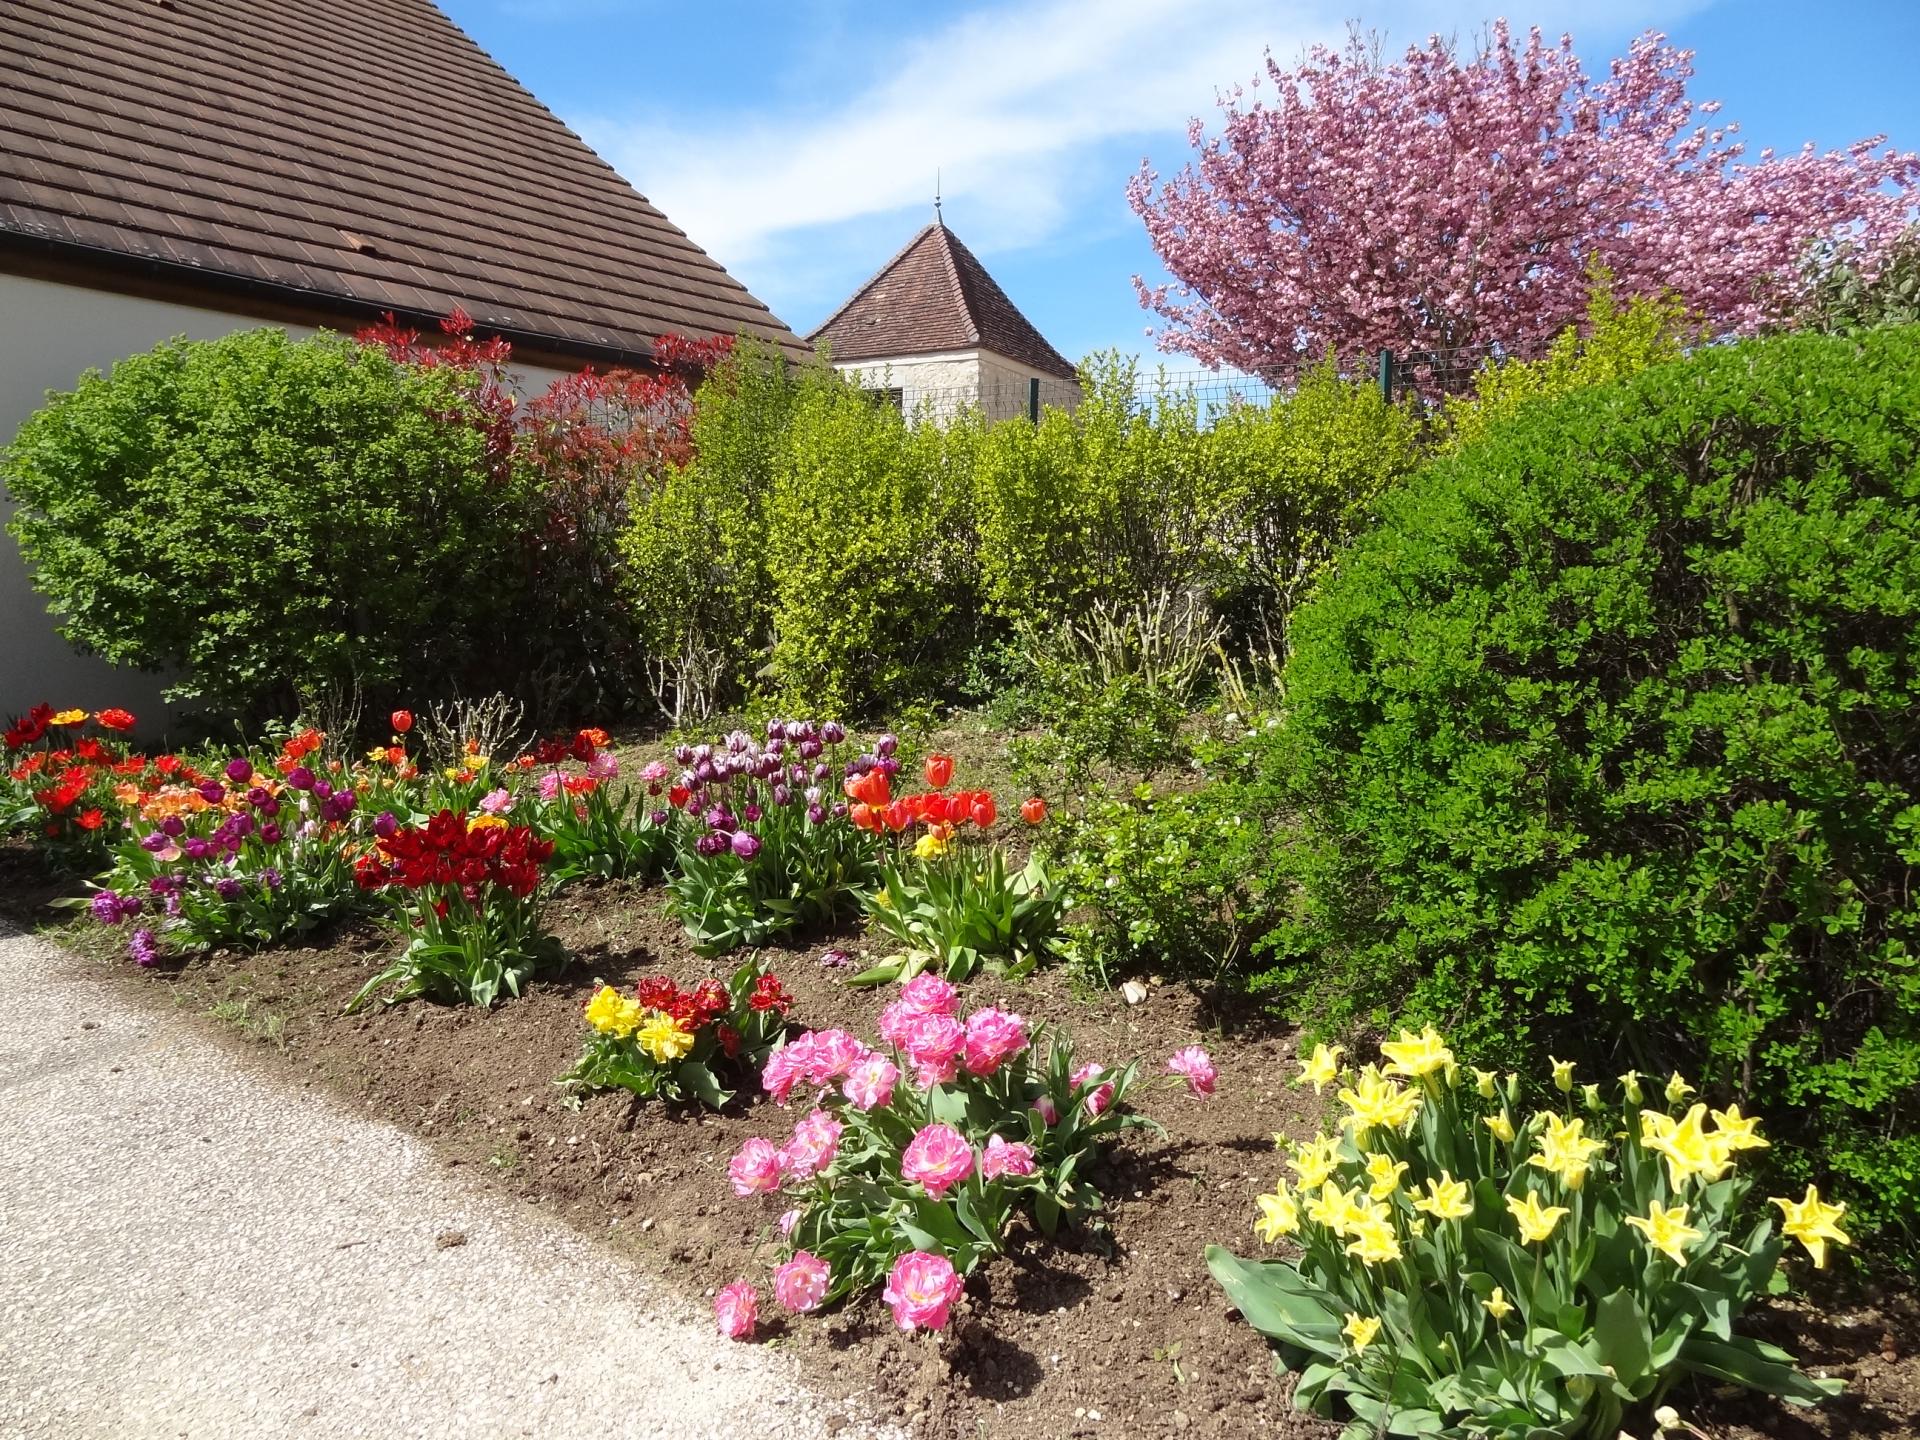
xmin=1378 ymin=348 xmax=1395 ymax=403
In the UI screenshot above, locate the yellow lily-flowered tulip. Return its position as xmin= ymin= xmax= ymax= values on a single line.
xmin=1710 ymin=1105 xmax=1769 ymax=1153
xmin=1380 ymin=1025 xmax=1454 ymax=1080
xmin=1627 ymin=1200 xmax=1705 ymax=1265
xmin=1528 ymin=1115 xmax=1606 ymax=1190
xmin=1337 ymin=1065 xmax=1423 ymax=1138
xmin=1253 ymin=1183 xmax=1300 ymax=1242
xmin=1771 ymin=1185 xmax=1850 ymax=1268
xmin=1505 ymin=1190 xmax=1570 ymax=1245
xmin=1342 ymin=1313 xmax=1382 ymax=1352
xmin=1550 ymin=1056 xmax=1575 ymax=1093
xmin=1411 ymin=1171 xmax=1474 ymax=1221
xmin=1288 ymin=1133 xmax=1343 ymax=1191
xmin=1472 ymin=1067 xmax=1499 ymax=1098
xmin=1305 ymin=1182 xmax=1365 ymax=1237
xmin=1484 ymin=1109 xmax=1516 ymax=1143
xmin=1295 ymin=1043 xmax=1344 ymax=1094
xmin=1482 ymin=1286 xmax=1514 ymax=1321
xmin=1640 ymin=1105 xmax=1731 ymax=1188
xmin=1619 ymin=1070 xmax=1644 ymax=1104
xmin=1580 ymin=1083 xmax=1602 ymax=1111
xmin=1363 ymin=1152 xmax=1409 ymax=1199
xmin=1665 ymin=1071 xmax=1695 ymax=1104
xmin=1343 ymin=1215 xmax=1403 ymax=1265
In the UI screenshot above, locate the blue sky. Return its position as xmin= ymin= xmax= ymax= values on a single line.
xmin=439 ymin=0 xmax=1920 ymax=369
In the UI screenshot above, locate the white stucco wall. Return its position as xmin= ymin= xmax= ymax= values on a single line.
xmin=833 ymin=348 xmax=1080 ymax=424
xmin=0 ymin=272 xmax=571 ymax=736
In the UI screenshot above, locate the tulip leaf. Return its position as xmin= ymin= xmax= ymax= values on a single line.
xmin=1592 ymin=1288 xmax=1653 ymax=1387
xmin=1682 ymin=1334 xmax=1846 ymax=1404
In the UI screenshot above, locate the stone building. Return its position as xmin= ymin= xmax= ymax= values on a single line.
xmin=808 ymin=221 xmax=1079 ymax=422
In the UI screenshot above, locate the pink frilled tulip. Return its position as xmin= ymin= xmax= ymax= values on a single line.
xmin=980 ymin=1134 xmax=1037 ymax=1181
xmin=961 ymin=1008 xmax=1028 ymax=1077
xmin=714 ymin=1280 xmax=758 ymax=1339
xmin=883 ymin=1250 xmax=964 ymax=1332
xmin=779 ymin=1109 xmax=843 ymax=1181
xmin=728 ymin=1137 xmax=785 ymax=1197
xmin=900 ymin=1122 xmax=975 ymax=1198
xmin=1072 ymin=1062 xmax=1116 ymax=1117
xmin=1166 ymin=1045 xmax=1218 ymax=1100
xmin=773 ymin=1251 xmax=832 ymax=1313
xmin=900 ymin=1013 xmax=966 ymax=1088
xmin=841 ymin=1053 xmax=900 ymax=1111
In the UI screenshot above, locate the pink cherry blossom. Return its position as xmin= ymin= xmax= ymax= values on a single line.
xmin=1166 ymin=1045 xmax=1218 ymax=1100
xmin=773 ymin=1251 xmax=832 ymax=1313
xmin=728 ymin=1137 xmax=785 ymax=1197
xmin=883 ymin=1250 xmax=964 ymax=1332
xmin=980 ymin=1134 xmax=1038 ymax=1181
xmin=714 ymin=1279 xmax=757 ymax=1339
xmin=1129 ymin=23 xmax=1920 ymax=382
xmin=900 ymin=1122 xmax=975 ymax=1198
xmin=962 ymin=1008 xmax=1029 ymax=1077
xmin=842 ymin=1053 xmax=901 ymax=1111
xmin=779 ymin=1108 xmax=844 ymax=1181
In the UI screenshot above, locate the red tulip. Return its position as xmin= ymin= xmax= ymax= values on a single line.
xmin=970 ymin=795 xmax=997 ymax=828
xmin=391 ymin=709 xmax=414 ymax=735
xmin=1021 ymin=796 xmax=1047 ymax=825
xmin=923 ymin=753 xmax=954 ymax=789
xmin=883 ymin=800 xmax=913 ymax=832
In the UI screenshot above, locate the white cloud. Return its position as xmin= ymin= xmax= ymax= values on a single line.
xmin=572 ymin=0 xmax=1715 ymax=317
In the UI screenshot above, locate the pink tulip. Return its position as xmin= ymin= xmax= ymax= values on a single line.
xmin=802 ymin=1028 xmax=871 ymax=1084
xmin=728 ymin=1138 xmax=785 ymax=1197
xmin=1072 ymin=1062 xmax=1115 ymax=1117
xmin=762 ymin=1043 xmax=808 ymax=1104
xmin=780 ymin=1109 xmax=843 ymax=1181
xmin=980 ymin=1134 xmax=1038 ymax=1181
xmin=901 ymin=1122 xmax=975 ymax=1198
xmin=714 ymin=1280 xmax=758 ymax=1339
xmin=777 ymin=1208 xmax=802 ymax=1238
xmin=1167 ymin=1045 xmax=1218 ymax=1100
xmin=773 ymin=1251 xmax=832 ymax=1313
xmin=900 ymin=1013 xmax=966 ymax=1088
xmin=1032 ymin=1095 xmax=1060 ymax=1127
xmin=842 ymin=1053 xmax=900 ymax=1111
xmin=898 ymin=972 xmax=960 ymax=1018
xmin=883 ymin=1251 xmax=964 ymax=1332
xmin=962 ymin=1008 xmax=1029 ymax=1077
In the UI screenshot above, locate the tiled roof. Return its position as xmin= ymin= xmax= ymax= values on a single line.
xmin=0 ymin=0 xmax=802 ymax=365
xmin=808 ymin=223 xmax=1078 ymax=380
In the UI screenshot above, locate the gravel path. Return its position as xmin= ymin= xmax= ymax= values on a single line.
xmin=0 ymin=926 xmax=902 ymax=1440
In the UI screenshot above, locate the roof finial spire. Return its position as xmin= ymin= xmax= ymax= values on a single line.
xmin=934 ymin=169 xmax=943 ymax=227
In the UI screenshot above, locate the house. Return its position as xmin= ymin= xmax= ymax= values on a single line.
xmin=0 ymin=0 xmax=802 ymax=726
xmin=808 ymin=220 xmax=1080 ymax=423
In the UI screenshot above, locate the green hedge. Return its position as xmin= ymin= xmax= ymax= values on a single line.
xmin=4 ymin=329 xmax=514 ymax=717
xmin=1259 ymin=327 xmax=1920 ymax=1249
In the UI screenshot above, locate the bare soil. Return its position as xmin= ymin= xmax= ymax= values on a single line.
xmin=3 ymin=839 xmax=1913 ymax=1440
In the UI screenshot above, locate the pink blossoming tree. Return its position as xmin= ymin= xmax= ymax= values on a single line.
xmin=1128 ymin=23 xmax=1919 ymax=379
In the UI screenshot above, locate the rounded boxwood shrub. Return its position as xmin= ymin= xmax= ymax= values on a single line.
xmin=4 ymin=328 xmax=520 ymax=718
xmin=1260 ymin=327 xmax=1920 ymax=1249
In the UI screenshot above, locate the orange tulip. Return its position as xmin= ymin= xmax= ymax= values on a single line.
xmin=1021 ymin=796 xmax=1048 ymax=825
xmin=923 ymin=753 xmax=954 ymax=789
xmin=883 ymin=800 xmax=913 ymax=832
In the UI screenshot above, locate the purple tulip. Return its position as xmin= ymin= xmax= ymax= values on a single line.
xmin=673 ymin=744 xmax=694 ymax=766
xmin=649 ymin=808 xmax=669 ymax=827
xmin=799 ymin=739 xmax=823 ymax=760
xmin=183 ymin=838 xmax=213 ymax=861
xmin=260 ymin=823 xmax=282 ymax=845
xmin=129 ymin=928 xmax=161 ymax=966
xmin=730 ymin=830 xmax=762 ymax=860
xmin=161 ymin=816 xmax=185 ymax=837
xmin=373 ymin=811 xmax=398 ymax=839
xmin=812 ymin=762 xmax=830 ymax=781
xmin=215 ymin=878 xmax=243 ymax=902
xmin=260 ymin=868 xmax=282 ymax=891
xmin=876 ymin=733 xmax=898 ymax=758
xmin=743 ymin=802 xmax=764 ymax=823
xmin=821 ymin=722 xmax=845 ymax=745
xmin=90 ymin=891 xmax=132 ymax=925
xmin=196 ymin=781 xmax=225 ymax=804
xmin=140 ymin=831 xmax=171 ymax=853
xmin=312 ymin=780 xmax=333 ymax=801
xmin=258 ymin=796 xmax=280 ymax=818
xmin=785 ymin=720 xmax=808 ymax=742
xmin=877 ymin=756 xmax=901 ymax=777
xmin=807 ymin=803 xmax=827 ymax=825
xmin=287 ymin=765 xmax=315 ymax=791
xmin=765 ymin=737 xmax=786 ymax=759
xmin=772 ymin=785 xmax=793 ymax=807
xmin=692 ymin=744 xmax=713 ymax=763
xmin=248 ymin=786 xmax=271 ymax=808
xmin=224 ymin=758 xmax=254 ymax=784
xmin=831 ymin=802 xmax=848 ymax=819
xmin=695 ymin=832 xmax=728 ymax=858
xmin=766 ymin=718 xmax=784 ymax=738
xmin=164 ymin=891 xmax=182 ymax=916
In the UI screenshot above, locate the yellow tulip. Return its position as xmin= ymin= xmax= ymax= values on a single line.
xmin=1295 ymin=1043 xmax=1344 ymax=1094
xmin=1363 ymin=1152 xmax=1409 ymax=1199
xmin=1664 ymin=1071 xmax=1695 ymax=1104
xmin=1771 ymin=1185 xmax=1850 ymax=1269
xmin=1619 ymin=1069 xmax=1644 ymax=1104
xmin=1380 ymin=1025 xmax=1454 ymax=1080
xmin=1484 ymin=1109 xmax=1516 ymax=1143
xmin=1482 ymin=1286 xmax=1514 ymax=1321
xmin=1342 ymin=1313 xmax=1382 ymax=1352
xmin=1627 ymin=1200 xmax=1705 ymax=1266
xmin=1411 ymin=1171 xmax=1475 ymax=1221
xmin=1550 ymin=1056 xmax=1575 ymax=1093
xmin=1343 ymin=1215 xmax=1403 ymax=1266
xmin=1472 ymin=1067 xmax=1499 ymax=1098
xmin=1287 ymin=1133 xmax=1343 ymax=1191
xmin=1710 ymin=1105 xmax=1769 ymax=1153
xmin=1505 ymin=1191 xmax=1570 ymax=1245
xmin=1253 ymin=1183 xmax=1300 ymax=1242
xmin=1528 ymin=1115 xmax=1606 ymax=1190
xmin=1640 ymin=1105 xmax=1729 ymax=1188
xmin=1337 ymin=1065 xmax=1423 ymax=1138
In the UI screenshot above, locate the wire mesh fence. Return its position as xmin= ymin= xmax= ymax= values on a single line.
xmin=854 ymin=340 xmax=1549 ymax=428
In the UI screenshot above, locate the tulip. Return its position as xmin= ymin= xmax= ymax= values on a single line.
xmin=390 ymin=709 xmax=413 ymax=734
xmin=970 ymin=795 xmax=997 ymax=828
xmin=877 ymin=733 xmax=898 ymax=758
xmin=923 ymin=753 xmax=954 ymax=789
xmin=224 ymin=758 xmax=254 ymax=784
xmin=1021 ymin=796 xmax=1048 ymax=825
xmin=730 ymin=831 xmax=762 ymax=860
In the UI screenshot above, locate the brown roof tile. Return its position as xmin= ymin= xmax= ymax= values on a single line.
xmin=0 ymin=0 xmax=803 ymax=365
xmin=808 ymin=223 xmax=1077 ymax=380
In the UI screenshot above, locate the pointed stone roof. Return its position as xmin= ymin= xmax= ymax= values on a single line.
xmin=808 ymin=223 xmax=1077 ymax=380
xmin=0 ymin=0 xmax=803 ymax=368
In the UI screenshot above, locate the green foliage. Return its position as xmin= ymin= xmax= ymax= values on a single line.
xmin=3 ymin=328 xmax=517 ymax=719
xmin=621 ymin=339 xmax=809 ymax=718
xmin=1215 ymin=1039 xmax=1838 ymax=1438
xmin=973 ymin=355 xmax=1222 ymax=631
xmin=765 ymin=386 xmax=983 ymax=713
xmin=1794 ymin=233 xmax=1920 ymax=335
xmin=854 ymin=848 xmax=1066 ymax=986
xmin=1442 ymin=280 xmax=1700 ymax=454
xmin=1212 ymin=357 xmax=1424 ymax=649
xmin=1261 ymin=328 xmax=1920 ymax=1249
